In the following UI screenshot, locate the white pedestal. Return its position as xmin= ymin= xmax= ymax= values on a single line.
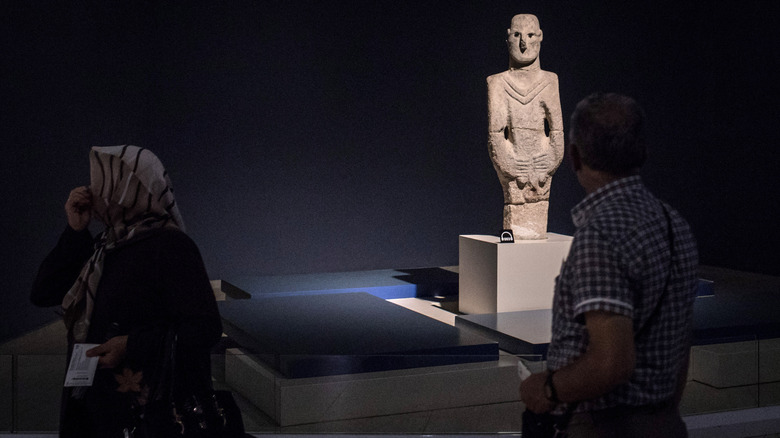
xmin=458 ymin=233 xmax=573 ymax=315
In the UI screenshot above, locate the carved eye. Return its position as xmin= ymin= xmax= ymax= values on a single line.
xmin=514 ymin=32 xmax=520 ymax=37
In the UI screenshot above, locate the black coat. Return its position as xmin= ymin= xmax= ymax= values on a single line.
xmin=31 ymin=226 xmax=223 ymax=437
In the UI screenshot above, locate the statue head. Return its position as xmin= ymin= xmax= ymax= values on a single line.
xmin=506 ymin=14 xmax=543 ymax=68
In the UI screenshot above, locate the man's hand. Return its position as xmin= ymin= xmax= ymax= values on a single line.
xmin=520 ymin=371 xmax=556 ymax=413
xmin=86 ymin=335 xmax=128 ymax=369
xmin=65 ymin=186 xmax=92 ymax=231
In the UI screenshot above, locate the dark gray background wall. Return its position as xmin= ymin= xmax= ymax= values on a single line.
xmin=2 ymin=1 xmax=777 ymax=342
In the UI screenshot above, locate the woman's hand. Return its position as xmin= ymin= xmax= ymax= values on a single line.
xmin=65 ymin=186 xmax=93 ymax=231
xmin=86 ymin=335 xmax=128 ymax=369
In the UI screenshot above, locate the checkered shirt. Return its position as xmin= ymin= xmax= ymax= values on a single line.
xmin=547 ymin=175 xmax=698 ymax=412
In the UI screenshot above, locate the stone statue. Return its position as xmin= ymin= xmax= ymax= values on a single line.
xmin=487 ymin=14 xmax=564 ymax=240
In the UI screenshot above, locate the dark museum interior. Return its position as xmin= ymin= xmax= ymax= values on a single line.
xmin=1 ymin=0 xmax=776 ymax=343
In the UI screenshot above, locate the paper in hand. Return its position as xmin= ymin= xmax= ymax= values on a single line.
xmin=64 ymin=343 xmax=100 ymax=387
xmin=517 ymin=360 xmax=532 ymax=381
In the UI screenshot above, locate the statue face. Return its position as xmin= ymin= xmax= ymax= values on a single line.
xmin=507 ymin=15 xmax=543 ymax=67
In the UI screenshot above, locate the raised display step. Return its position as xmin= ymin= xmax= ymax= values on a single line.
xmin=219 ymin=292 xmax=498 ymax=379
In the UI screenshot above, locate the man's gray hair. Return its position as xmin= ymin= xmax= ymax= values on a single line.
xmin=569 ymin=93 xmax=647 ymax=175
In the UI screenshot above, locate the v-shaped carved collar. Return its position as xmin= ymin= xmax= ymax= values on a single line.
xmin=501 ymin=73 xmax=551 ymax=104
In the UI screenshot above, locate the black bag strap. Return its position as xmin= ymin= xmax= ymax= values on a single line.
xmin=148 ymin=328 xmax=187 ymax=435
xmin=635 ymin=202 xmax=676 ymax=341
xmin=553 ymin=403 xmax=578 ymax=436
xmin=165 ymin=330 xmax=178 ymax=403
xmin=145 ymin=327 xmax=178 ymax=404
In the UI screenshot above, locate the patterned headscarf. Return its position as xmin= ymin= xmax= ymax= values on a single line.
xmin=62 ymin=145 xmax=184 ymax=342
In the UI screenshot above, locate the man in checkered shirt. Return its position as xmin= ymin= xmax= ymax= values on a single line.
xmin=520 ymin=93 xmax=698 ymax=437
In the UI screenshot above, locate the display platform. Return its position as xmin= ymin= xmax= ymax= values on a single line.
xmin=218 ymin=292 xmax=498 ymax=378
xmin=691 ymin=293 xmax=780 ymax=343
xmin=455 ymin=309 xmax=552 ymax=358
xmin=214 ymin=265 xmax=778 ymax=428
xmin=455 ymin=269 xmax=780 ymax=358
xmin=220 ymin=267 xmax=458 ymax=300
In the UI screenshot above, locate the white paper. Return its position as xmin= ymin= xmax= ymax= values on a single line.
xmin=517 ymin=360 xmax=532 ymax=381
xmin=64 ymin=343 xmax=100 ymax=387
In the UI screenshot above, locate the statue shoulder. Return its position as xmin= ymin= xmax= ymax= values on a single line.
xmin=487 ymin=71 xmax=509 ymax=85
xmin=540 ymin=70 xmax=559 ymax=84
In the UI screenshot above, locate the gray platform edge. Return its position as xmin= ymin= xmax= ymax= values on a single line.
xmin=455 ymin=316 xmax=548 ymax=358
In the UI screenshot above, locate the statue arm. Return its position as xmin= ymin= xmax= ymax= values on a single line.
xmin=542 ymin=74 xmax=565 ymax=174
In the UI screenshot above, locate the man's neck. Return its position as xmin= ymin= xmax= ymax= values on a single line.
xmin=578 ymin=166 xmax=635 ymax=194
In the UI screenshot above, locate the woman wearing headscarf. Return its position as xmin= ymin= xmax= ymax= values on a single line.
xmin=31 ymin=145 xmax=223 ymax=437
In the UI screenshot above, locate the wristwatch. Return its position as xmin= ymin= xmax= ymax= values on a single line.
xmin=544 ymin=370 xmax=560 ymax=403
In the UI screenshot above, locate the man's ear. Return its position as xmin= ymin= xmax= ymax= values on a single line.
xmin=538 ymin=29 xmax=543 ymax=42
xmin=570 ymin=143 xmax=582 ymax=172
